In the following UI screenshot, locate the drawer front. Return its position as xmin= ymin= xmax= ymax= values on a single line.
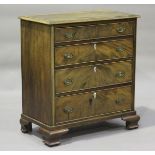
xmin=94 ymin=86 xmax=132 ymax=115
xmin=55 ymin=38 xmax=133 ymax=67
xmin=55 ymin=22 xmax=134 ymax=43
xmin=96 ymin=38 xmax=133 ymax=61
xmin=97 ymin=22 xmax=134 ymax=38
xmin=55 ymin=61 xmax=132 ymax=93
xmin=55 ymin=66 xmax=96 ymax=93
xmin=55 ymin=44 xmax=95 ymax=67
xmin=55 ymin=25 xmax=96 ymax=43
xmin=55 ymin=86 xmax=132 ymax=123
xmin=96 ymin=61 xmax=132 ymax=87
xmin=55 ymin=93 xmax=94 ymax=123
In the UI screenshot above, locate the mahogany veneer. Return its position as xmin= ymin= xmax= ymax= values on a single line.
xmin=19 ymin=9 xmax=140 ymax=146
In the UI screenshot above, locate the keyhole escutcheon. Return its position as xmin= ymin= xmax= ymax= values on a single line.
xmin=94 ymin=66 xmax=97 ymax=72
xmin=93 ymin=92 xmax=96 ymax=99
xmin=94 ymin=43 xmax=97 ymax=50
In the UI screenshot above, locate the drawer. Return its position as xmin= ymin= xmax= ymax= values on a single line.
xmin=94 ymin=86 xmax=132 ymax=115
xmin=55 ymin=38 xmax=133 ymax=67
xmin=96 ymin=38 xmax=134 ymax=61
xmin=55 ymin=92 xmax=94 ymax=123
xmin=55 ymin=61 xmax=132 ymax=93
xmin=97 ymin=22 xmax=134 ymax=38
xmin=95 ymin=61 xmax=132 ymax=87
xmin=55 ymin=44 xmax=95 ymax=67
xmin=55 ymin=66 xmax=96 ymax=93
xmin=55 ymin=86 xmax=132 ymax=123
xmin=55 ymin=25 xmax=96 ymax=43
xmin=55 ymin=22 xmax=134 ymax=43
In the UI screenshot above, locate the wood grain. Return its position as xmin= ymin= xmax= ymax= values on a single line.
xmin=55 ymin=38 xmax=133 ymax=67
xmin=55 ymin=66 xmax=96 ymax=93
xmin=55 ymin=25 xmax=96 ymax=42
xmin=97 ymin=21 xmax=134 ymax=38
xmin=55 ymin=22 xmax=134 ymax=43
xmin=95 ymin=86 xmax=132 ymax=115
xmin=55 ymin=43 xmax=95 ymax=66
xmin=20 ymin=10 xmax=139 ymax=146
xmin=19 ymin=9 xmax=139 ymax=25
xmin=55 ymin=61 xmax=132 ymax=93
xmin=96 ymin=61 xmax=132 ymax=87
xmin=55 ymin=93 xmax=94 ymax=123
xmin=96 ymin=38 xmax=133 ymax=61
xmin=55 ymin=86 xmax=132 ymax=123
xmin=21 ymin=20 xmax=53 ymax=125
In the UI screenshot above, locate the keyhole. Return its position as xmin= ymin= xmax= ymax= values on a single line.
xmin=89 ymin=98 xmax=93 ymax=105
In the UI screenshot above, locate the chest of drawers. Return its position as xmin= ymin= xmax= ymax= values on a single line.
xmin=19 ymin=10 xmax=140 ymax=146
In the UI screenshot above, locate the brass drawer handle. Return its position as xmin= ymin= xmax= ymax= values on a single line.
xmin=64 ymin=53 xmax=73 ymax=60
xmin=64 ymin=106 xmax=73 ymax=113
xmin=115 ymin=97 xmax=124 ymax=104
xmin=64 ymin=78 xmax=73 ymax=86
xmin=116 ymin=47 xmax=125 ymax=52
xmin=64 ymin=32 xmax=76 ymax=39
xmin=116 ymin=26 xmax=126 ymax=33
xmin=115 ymin=71 xmax=125 ymax=78
xmin=115 ymin=99 xmax=122 ymax=104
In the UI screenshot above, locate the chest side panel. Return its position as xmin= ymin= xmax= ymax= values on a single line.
xmin=21 ymin=20 xmax=53 ymax=125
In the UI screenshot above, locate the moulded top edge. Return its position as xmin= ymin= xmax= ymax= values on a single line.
xmin=19 ymin=9 xmax=140 ymax=25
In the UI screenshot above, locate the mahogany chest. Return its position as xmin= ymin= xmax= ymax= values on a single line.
xmin=19 ymin=10 xmax=140 ymax=146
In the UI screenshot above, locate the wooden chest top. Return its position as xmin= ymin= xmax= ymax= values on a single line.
xmin=19 ymin=9 xmax=140 ymax=25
